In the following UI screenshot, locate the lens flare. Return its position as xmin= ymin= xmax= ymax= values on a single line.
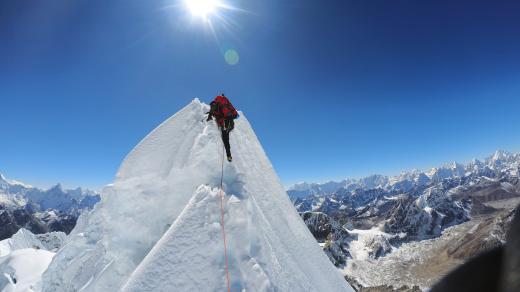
xmin=224 ymin=49 xmax=239 ymax=65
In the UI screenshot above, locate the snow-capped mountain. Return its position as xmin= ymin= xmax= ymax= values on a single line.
xmin=0 ymin=174 xmax=99 ymax=214
xmin=291 ymin=150 xmax=520 ymax=290
xmin=42 ymin=99 xmax=354 ymax=292
xmin=292 ymin=151 xmax=520 ymax=224
xmin=0 ymin=228 xmax=67 ymax=291
xmin=288 ymin=174 xmax=390 ymax=199
xmin=289 ymin=150 xmax=519 ymax=201
xmin=0 ymin=173 xmax=100 ymax=240
xmin=0 ymin=228 xmax=66 ymax=257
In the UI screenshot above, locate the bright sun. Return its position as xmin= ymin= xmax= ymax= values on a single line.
xmin=185 ymin=0 xmax=219 ymax=18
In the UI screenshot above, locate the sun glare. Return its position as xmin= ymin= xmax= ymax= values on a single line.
xmin=185 ymin=0 xmax=219 ymax=18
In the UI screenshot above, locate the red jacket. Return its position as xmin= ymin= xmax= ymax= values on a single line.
xmin=209 ymin=95 xmax=238 ymax=127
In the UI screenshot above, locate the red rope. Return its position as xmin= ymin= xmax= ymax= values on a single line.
xmin=219 ymin=144 xmax=231 ymax=292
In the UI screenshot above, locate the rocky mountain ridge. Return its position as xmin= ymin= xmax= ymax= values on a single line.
xmin=289 ymin=150 xmax=519 ymax=199
xmin=295 ymin=150 xmax=520 ymax=291
xmin=0 ymin=173 xmax=100 ymax=240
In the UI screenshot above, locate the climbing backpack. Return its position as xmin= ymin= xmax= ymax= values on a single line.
xmin=215 ymin=95 xmax=238 ymax=120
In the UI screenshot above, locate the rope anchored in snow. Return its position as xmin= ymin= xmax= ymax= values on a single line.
xmin=219 ymin=143 xmax=232 ymax=292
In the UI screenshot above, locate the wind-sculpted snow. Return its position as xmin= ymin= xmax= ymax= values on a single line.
xmin=123 ymin=186 xmax=275 ymax=291
xmin=0 ymin=229 xmax=65 ymax=291
xmin=0 ymin=228 xmax=66 ymax=257
xmin=42 ymin=99 xmax=352 ymax=292
xmin=0 ymin=248 xmax=55 ymax=291
xmin=0 ymin=228 xmax=42 ymax=256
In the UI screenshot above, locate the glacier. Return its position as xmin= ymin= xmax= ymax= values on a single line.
xmin=41 ymin=99 xmax=353 ymax=291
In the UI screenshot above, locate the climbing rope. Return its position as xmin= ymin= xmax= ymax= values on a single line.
xmin=219 ymin=141 xmax=232 ymax=292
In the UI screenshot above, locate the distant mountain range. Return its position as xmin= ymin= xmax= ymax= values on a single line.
xmin=0 ymin=173 xmax=100 ymax=240
xmin=288 ymin=150 xmax=519 ymax=200
xmin=289 ymin=150 xmax=520 ymax=290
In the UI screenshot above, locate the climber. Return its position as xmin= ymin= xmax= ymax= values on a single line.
xmin=206 ymin=93 xmax=239 ymax=162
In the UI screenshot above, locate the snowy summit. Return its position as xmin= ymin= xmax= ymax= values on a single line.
xmin=42 ymin=99 xmax=353 ymax=291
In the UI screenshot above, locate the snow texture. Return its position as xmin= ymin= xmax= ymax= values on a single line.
xmin=0 ymin=249 xmax=54 ymax=292
xmin=42 ymin=99 xmax=352 ymax=292
xmin=0 ymin=229 xmax=46 ymax=258
xmin=0 ymin=229 xmax=65 ymax=291
xmin=0 ymin=229 xmax=65 ymax=258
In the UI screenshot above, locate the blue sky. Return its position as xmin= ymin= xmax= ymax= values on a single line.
xmin=1 ymin=0 xmax=519 ymax=190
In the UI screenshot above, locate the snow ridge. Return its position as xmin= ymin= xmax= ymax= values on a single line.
xmin=0 ymin=229 xmax=66 ymax=291
xmin=42 ymin=99 xmax=352 ymax=292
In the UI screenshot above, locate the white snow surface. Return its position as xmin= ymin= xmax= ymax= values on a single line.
xmin=0 ymin=229 xmax=66 ymax=259
xmin=0 ymin=229 xmax=65 ymax=292
xmin=42 ymin=99 xmax=352 ymax=292
xmin=0 ymin=229 xmax=46 ymax=257
xmin=0 ymin=249 xmax=55 ymax=292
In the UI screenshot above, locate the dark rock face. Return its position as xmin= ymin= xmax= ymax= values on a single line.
xmin=301 ymin=211 xmax=351 ymax=266
xmin=384 ymin=192 xmax=470 ymax=240
xmin=0 ymin=207 xmax=48 ymax=240
xmin=45 ymin=213 xmax=78 ymax=235
xmin=12 ymin=209 xmax=48 ymax=233
xmin=0 ymin=205 xmax=84 ymax=240
xmin=301 ymin=212 xmax=338 ymax=241
xmin=0 ymin=208 xmax=22 ymax=240
xmin=0 ymin=173 xmax=100 ymax=240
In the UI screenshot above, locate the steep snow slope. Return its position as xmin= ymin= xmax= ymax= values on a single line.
xmin=42 ymin=99 xmax=352 ymax=292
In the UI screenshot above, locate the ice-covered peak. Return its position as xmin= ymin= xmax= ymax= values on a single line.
xmin=290 ymin=149 xmax=519 ymax=201
xmin=492 ymin=149 xmax=511 ymax=161
xmin=448 ymin=161 xmax=464 ymax=170
xmin=468 ymin=158 xmax=484 ymax=167
xmin=0 ymin=173 xmax=14 ymax=187
xmin=421 ymin=162 xmax=465 ymax=182
xmin=359 ymin=174 xmax=388 ymax=189
xmin=0 ymin=172 xmax=99 ymax=214
xmin=0 ymin=173 xmax=33 ymax=189
xmin=288 ymin=181 xmax=312 ymax=191
xmin=0 ymin=173 xmax=8 ymax=189
xmin=48 ymin=183 xmax=63 ymax=192
xmin=42 ymin=99 xmax=353 ymax=292
xmin=485 ymin=149 xmax=516 ymax=170
xmin=0 ymin=228 xmax=46 ymax=257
